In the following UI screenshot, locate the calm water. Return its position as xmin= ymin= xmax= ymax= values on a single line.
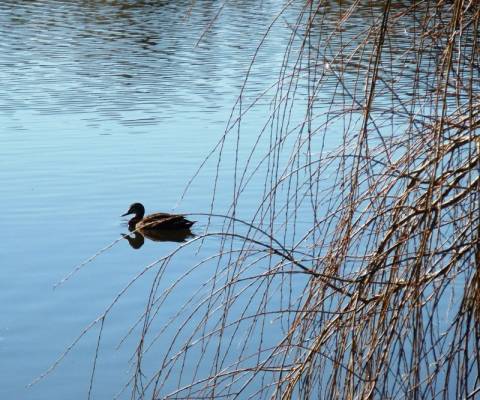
xmin=1 ymin=1 xmax=476 ymax=399
xmin=0 ymin=1 xmax=302 ymax=399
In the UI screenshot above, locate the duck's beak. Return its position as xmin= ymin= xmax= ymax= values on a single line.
xmin=121 ymin=210 xmax=131 ymax=217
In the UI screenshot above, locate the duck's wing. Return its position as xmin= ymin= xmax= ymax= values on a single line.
xmin=138 ymin=213 xmax=195 ymax=229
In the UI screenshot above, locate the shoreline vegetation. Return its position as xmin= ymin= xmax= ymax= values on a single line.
xmin=42 ymin=1 xmax=479 ymax=398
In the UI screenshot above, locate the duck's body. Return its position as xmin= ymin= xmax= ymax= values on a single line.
xmin=131 ymin=212 xmax=195 ymax=230
xmin=122 ymin=203 xmax=195 ymax=231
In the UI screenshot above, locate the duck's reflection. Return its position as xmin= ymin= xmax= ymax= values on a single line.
xmin=121 ymin=202 xmax=196 ymax=249
xmin=122 ymin=227 xmax=195 ymax=249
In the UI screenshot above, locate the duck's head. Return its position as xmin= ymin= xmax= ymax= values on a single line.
xmin=121 ymin=202 xmax=145 ymax=218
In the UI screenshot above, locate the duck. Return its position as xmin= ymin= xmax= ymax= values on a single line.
xmin=121 ymin=202 xmax=196 ymax=231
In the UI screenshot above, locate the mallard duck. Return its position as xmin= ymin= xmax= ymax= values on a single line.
xmin=121 ymin=202 xmax=196 ymax=231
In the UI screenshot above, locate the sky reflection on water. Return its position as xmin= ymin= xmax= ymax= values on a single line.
xmin=0 ymin=1 xmax=301 ymax=399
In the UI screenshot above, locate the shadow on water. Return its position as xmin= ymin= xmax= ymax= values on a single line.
xmin=122 ymin=227 xmax=194 ymax=249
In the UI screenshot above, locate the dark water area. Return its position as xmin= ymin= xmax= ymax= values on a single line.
xmin=1 ymin=0 xmax=478 ymax=399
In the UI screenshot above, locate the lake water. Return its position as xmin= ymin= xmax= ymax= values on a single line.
xmin=0 ymin=1 xmax=305 ymax=398
xmin=1 ymin=1 xmax=478 ymax=399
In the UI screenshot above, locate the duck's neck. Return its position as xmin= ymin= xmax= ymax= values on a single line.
xmin=135 ymin=209 xmax=145 ymax=219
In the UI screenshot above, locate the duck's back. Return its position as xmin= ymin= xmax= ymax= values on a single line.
xmin=137 ymin=213 xmax=195 ymax=230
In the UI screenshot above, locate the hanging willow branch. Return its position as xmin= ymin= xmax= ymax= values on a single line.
xmin=45 ymin=1 xmax=480 ymax=399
